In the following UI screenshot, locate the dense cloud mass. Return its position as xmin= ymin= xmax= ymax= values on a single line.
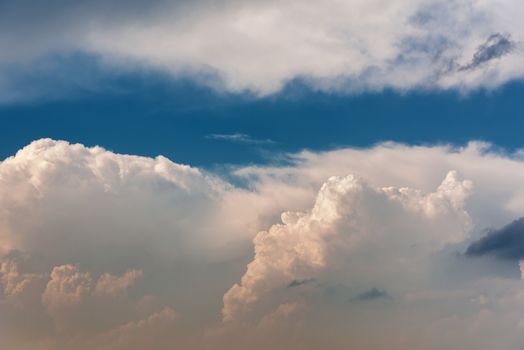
xmin=0 ymin=0 xmax=523 ymax=101
xmin=222 ymin=171 xmax=473 ymax=322
xmin=4 ymin=139 xmax=524 ymax=349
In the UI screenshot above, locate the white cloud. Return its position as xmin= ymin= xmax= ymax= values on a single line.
xmin=0 ymin=138 xmax=247 ymax=262
xmin=222 ymin=171 xmax=472 ymax=322
xmin=4 ymin=139 xmax=524 ymax=348
xmin=0 ymin=0 xmax=523 ymax=99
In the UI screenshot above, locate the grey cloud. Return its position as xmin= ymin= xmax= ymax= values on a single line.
xmin=466 ymin=217 xmax=524 ymax=260
xmin=287 ymin=278 xmax=315 ymax=288
xmin=459 ymin=33 xmax=515 ymax=71
xmin=349 ymin=288 xmax=390 ymax=302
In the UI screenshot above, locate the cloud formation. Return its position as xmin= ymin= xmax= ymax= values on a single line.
xmin=4 ymin=139 xmax=524 ymax=349
xmin=1 ymin=0 xmax=523 ymax=100
xmin=222 ymin=171 xmax=472 ymax=322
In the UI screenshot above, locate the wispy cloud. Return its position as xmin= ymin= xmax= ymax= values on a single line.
xmin=205 ymin=133 xmax=275 ymax=145
xmin=459 ymin=33 xmax=515 ymax=71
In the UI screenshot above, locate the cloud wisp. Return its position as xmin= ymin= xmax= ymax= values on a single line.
xmin=205 ymin=133 xmax=276 ymax=145
xmin=459 ymin=33 xmax=515 ymax=71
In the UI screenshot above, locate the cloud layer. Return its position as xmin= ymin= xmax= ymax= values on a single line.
xmin=1 ymin=0 xmax=524 ymax=100
xmin=4 ymin=139 xmax=524 ymax=349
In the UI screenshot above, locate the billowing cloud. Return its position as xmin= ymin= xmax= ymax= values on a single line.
xmin=41 ymin=264 xmax=146 ymax=333
xmin=222 ymin=171 xmax=472 ymax=322
xmin=5 ymin=139 xmax=524 ymax=349
xmin=1 ymin=0 xmax=523 ymax=101
xmin=0 ymin=138 xmax=246 ymax=262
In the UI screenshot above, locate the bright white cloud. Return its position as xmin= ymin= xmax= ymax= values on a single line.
xmin=0 ymin=0 xmax=523 ymax=99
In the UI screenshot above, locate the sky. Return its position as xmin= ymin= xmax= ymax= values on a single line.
xmin=2 ymin=1 xmax=524 ymax=350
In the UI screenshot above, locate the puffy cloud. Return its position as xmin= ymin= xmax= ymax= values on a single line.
xmin=42 ymin=264 xmax=93 ymax=319
xmin=233 ymin=142 xmax=524 ymax=232
xmin=1 ymin=0 xmax=524 ymax=100
xmin=0 ymin=260 xmax=178 ymax=350
xmin=95 ymin=269 xmax=143 ymax=298
xmin=216 ymin=141 xmax=524 ymax=349
xmin=222 ymin=171 xmax=472 ymax=322
xmin=0 ymin=259 xmax=45 ymax=302
xmin=0 ymin=138 xmax=249 ymax=265
xmin=5 ymin=139 xmax=524 ymax=348
xmin=41 ymin=264 xmax=147 ymax=333
xmin=0 ymin=138 xmax=255 ymax=348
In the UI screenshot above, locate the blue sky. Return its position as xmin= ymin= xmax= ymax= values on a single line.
xmin=2 ymin=68 xmax=523 ymax=167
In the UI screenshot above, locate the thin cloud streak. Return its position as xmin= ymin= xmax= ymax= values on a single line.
xmin=205 ymin=133 xmax=276 ymax=145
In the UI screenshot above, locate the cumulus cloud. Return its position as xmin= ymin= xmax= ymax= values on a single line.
xmin=0 ymin=0 xmax=523 ymax=100
xmin=0 ymin=259 xmax=173 ymax=350
xmin=41 ymin=265 xmax=144 ymax=332
xmin=222 ymin=171 xmax=472 ymax=322
xmin=0 ymin=260 xmax=45 ymax=302
xmin=0 ymin=138 xmax=244 ymax=262
xmin=0 ymin=138 xmax=269 ymax=348
xmin=6 ymin=139 xmax=524 ymax=348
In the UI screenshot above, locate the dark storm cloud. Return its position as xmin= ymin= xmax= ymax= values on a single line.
xmin=466 ymin=217 xmax=524 ymax=260
xmin=349 ymin=288 xmax=390 ymax=302
xmin=459 ymin=33 xmax=515 ymax=71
